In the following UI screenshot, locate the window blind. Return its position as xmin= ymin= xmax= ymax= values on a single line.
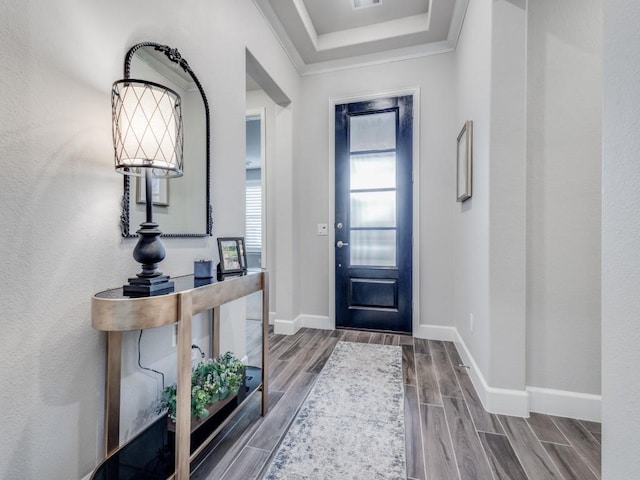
xmin=245 ymin=183 xmax=262 ymax=252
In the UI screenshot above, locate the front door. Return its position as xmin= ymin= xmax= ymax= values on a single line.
xmin=335 ymin=96 xmax=413 ymax=333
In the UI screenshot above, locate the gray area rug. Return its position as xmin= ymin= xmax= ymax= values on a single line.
xmin=263 ymin=341 xmax=406 ymax=480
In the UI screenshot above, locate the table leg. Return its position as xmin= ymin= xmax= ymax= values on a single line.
xmin=105 ymin=331 xmax=122 ymax=456
xmin=261 ymin=272 xmax=269 ymax=416
xmin=175 ymin=293 xmax=193 ymax=480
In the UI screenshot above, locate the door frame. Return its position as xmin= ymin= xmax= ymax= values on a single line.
xmin=328 ymin=87 xmax=421 ymax=335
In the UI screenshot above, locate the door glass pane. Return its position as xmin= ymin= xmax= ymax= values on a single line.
xmin=350 ymin=191 xmax=396 ymax=228
xmin=350 ymin=230 xmax=396 ymax=267
xmin=350 ymin=111 xmax=396 ymax=152
xmin=350 ymin=152 xmax=396 ymax=190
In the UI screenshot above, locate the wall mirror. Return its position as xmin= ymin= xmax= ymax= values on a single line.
xmin=120 ymin=42 xmax=212 ymax=237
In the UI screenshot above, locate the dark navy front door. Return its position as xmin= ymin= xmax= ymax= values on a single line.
xmin=335 ymin=96 xmax=413 ymax=333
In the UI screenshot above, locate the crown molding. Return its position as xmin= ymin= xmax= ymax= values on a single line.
xmin=301 ymin=40 xmax=454 ymax=76
xmin=252 ymin=0 xmax=306 ymax=74
xmin=252 ymin=0 xmax=468 ymax=77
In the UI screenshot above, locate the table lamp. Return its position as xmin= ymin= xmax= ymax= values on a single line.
xmin=111 ymin=79 xmax=184 ymax=295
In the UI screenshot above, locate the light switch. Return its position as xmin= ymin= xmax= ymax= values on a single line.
xmin=317 ymin=223 xmax=328 ymax=236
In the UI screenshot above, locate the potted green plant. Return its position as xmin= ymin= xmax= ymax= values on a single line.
xmin=158 ymin=352 xmax=245 ymax=431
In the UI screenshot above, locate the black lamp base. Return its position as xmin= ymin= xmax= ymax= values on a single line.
xmin=124 ymin=275 xmax=174 ymax=296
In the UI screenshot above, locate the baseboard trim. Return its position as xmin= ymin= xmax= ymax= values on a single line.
xmin=273 ymin=316 xmax=303 ymax=335
xmin=414 ymin=324 xmax=457 ymax=341
xmin=451 ymin=331 xmax=529 ymax=417
xmin=416 ymin=323 xmax=601 ymax=419
xmin=275 ymin=315 xmax=332 ymax=335
xmin=482 ymin=385 xmax=529 ymax=418
xmin=299 ymin=314 xmax=333 ymax=330
xmin=269 ymin=311 xmax=276 ymax=325
xmin=527 ymin=386 xmax=602 ymax=422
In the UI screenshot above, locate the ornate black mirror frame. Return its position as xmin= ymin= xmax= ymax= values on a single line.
xmin=120 ymin=42 xmax=212 ymax=237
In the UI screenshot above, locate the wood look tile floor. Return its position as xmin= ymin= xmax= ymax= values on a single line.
xmin=191 ymin=325 xmax=601 ymax=480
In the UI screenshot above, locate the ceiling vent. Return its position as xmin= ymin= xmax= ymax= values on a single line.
xmin=352 ymin=0 xmax=382 ymax=10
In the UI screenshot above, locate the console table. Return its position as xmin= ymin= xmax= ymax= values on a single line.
xmin=91 ymin=271 xmax=269 ymax=479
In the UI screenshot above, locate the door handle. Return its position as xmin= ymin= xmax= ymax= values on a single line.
xmin=336 ymin=241 xmax=349 ymax=248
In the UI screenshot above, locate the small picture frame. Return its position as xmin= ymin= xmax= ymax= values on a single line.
xmin=456 ymin=120 xmax=473 ymax=202
xmin=217 ymin=237 xmax=248 ymax=276
xmin=136 ymin=176 xmax=169 ymax=206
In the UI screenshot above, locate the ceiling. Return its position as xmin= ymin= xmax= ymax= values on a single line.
xmin=253 ymin=0 xmax=469 ymax=75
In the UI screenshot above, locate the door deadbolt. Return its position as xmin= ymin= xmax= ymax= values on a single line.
xmin=336 ymin=222 xmax=343 ymax=229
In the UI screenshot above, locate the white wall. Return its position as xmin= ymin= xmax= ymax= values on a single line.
xmin=453 ymin=0 xmax=493 ymax=381
xmin=454 ymin=0 xmax=601 ymax=407
xmin=297 ymin=53 xmax=457 ymax=330
xmin=274 ymin=104 xmax=298 ymax=323
xmin=0 ymin=1 xmax=299 ymax=478
xmin=602 ymin=0 xmax=640 ymax=477
xmin=487 ymin=0 xmax=528 ymax=391
xmin=527 ymin=0 xmax=602 ymax=395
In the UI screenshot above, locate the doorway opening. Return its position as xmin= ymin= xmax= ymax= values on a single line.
xmin=244 ymin=49 xmax=292 ymax=335
xmin=245 ymin=111 xmax=265 ymax=322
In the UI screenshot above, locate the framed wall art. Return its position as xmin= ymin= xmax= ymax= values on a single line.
xmin=457 ymin=120 xmax=473 ymax=202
